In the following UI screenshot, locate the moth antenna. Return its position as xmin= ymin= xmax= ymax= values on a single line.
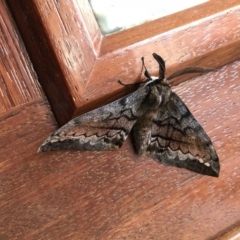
xmin=141 ymin=57 xmax=152 ymax=79
xmin=152 ymin=53 xmax=165 ymax=79
xmin=167 ymin=67 xmax=215 ymax=80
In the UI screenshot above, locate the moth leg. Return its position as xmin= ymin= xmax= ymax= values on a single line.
xmin=118 ymin=80 xmax=147 ymax=86
xmin=118 ymin=56 xmax=152 ymax=87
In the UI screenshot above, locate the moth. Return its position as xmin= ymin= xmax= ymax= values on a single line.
xmin=39 ymin=53 xmax=220 ymax=177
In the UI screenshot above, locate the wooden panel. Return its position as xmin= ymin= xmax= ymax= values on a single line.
xmin=1 ymin=60 xmax=240 ymax=239
xmin=100 ymin=0 xmax=240 ymax=55
xmin=6 ymin=0 xmax=100 ymax=125
xmin=81 ymin=6 xmax=240 ymax=116
xmin=0 ymin=1 xmax=42 ymax=114
xmin=2 ymin=0 xmax=240 ymax=239
xmin=6 ymin=0 xmax=240 ymax=125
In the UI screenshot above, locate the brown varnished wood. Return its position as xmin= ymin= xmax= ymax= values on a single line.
xmin=1 ymin=59 xmax=240 ymax=240
xmin=80 ymin=5 xmax=240 ymax=116
xmin=6 ymin=0 xmax=99 ymax=125
xmin=0 ymin=1 xmax=42 ymax=114
xmin=1 ymin=1 xmax=240 ymax=238
xmin=6 ymin=0 xmax=240 ymax=125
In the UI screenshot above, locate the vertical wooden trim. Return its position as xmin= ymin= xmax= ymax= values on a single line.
xmin=0 ymin=1 xmax=42 ymax=114
xmin=6 ymin=0 xmax=101 ymax=125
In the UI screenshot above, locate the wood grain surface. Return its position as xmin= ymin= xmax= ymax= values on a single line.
xmin=0 ymin=1 xmax=42 ymax=114
xmin=1 ymin=60 xmax=240 ymax=240
xmin=1 ymin=1 xmax=240 ymax=239
xmin=6 ymin=0 xmax=240 ymax=125
xmin=6 ymin=0 xmax=98 ymax=125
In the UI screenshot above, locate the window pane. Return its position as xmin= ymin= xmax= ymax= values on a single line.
xmin=89 ymin=0 xmax=208 ymax=35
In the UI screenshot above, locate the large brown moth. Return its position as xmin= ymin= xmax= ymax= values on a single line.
xmin=39 ymin=53 xmax=220 ymax=177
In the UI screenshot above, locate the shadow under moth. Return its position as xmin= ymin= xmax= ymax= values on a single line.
xmin=39 ymin=53 xmax=220 ymax=177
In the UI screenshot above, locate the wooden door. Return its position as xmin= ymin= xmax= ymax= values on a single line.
xmin=1 ymin=0 xmax=240 ymax=239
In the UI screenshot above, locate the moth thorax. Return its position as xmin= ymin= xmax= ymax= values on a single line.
xmin=148 ymin=87 xmax=163 ymax=108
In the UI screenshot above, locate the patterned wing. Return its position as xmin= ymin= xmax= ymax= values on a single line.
xmin=146 ymin=92 xmax=220 ymax=177
xmin=39 ymin=87 xmax=150 ymax=152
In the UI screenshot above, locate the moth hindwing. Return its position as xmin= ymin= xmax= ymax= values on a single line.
xmin=39 ymin=53 xmax=220 ymax=177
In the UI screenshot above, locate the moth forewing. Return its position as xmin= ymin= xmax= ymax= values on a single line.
xmin=39 ymin=53 xmax=220 ymax=177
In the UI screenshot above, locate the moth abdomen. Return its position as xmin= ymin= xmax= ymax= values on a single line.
xmin=133 ymin=112 xmax=157 ymax=155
